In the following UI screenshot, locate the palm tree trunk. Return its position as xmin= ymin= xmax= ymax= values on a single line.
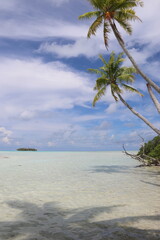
xmin=109 ymin=22 xmax=160 ymax=93
xmin=117 ymin=93 xmax=160 ymax=135
xmin=147 ymin=84 xmax=160 ymax=114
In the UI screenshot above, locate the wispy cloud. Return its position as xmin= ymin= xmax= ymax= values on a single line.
xmin=0 ymin=127 xmax=12 ymax=144
xmin=0 ymin=57 xmax=92 ymax=116
xmin=0 ymin=0 xmax=159 ymax=150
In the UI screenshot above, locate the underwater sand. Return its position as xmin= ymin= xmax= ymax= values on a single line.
xmin=0 ymin=151 xmax=159 ymax=240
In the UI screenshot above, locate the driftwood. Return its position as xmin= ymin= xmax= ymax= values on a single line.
xmin=122 ymin=136 xmax=160 ymax=166
xmin=122 ymin=145 xmax=150 ymax=166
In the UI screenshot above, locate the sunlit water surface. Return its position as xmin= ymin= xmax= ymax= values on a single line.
xmin=0 ymin=151 xmax=159 ymax=240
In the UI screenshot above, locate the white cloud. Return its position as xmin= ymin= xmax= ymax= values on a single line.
xmin=2 ymin=136 xmax=11 ymax=144
xmin=0 ymin=0 xmax=159 ymax=150
xmin=47 ymin=141 xmax=56 ymax=147
xmin=0 ymin=57 xmax=93 ymax=118
xmin=0 ymin=0 xmax=18 ymax=10
xmin=47 ymin=0 xmax=70 ymax=6
xmin=106 ymin=103 xmax=118 ymax=114
xmin=0 ymin=127 xmax=12 ymax=144
xmin=0 ymin=127 xmax=12 ymax=136
xmin=20 ymin=110 xmax=36 ymax=120
xmin=73 ymin=114 xmax=106 ymax=122
xmin=0 ymin=0 xmax=159 ymax=62
xmin=38 ymin=37 xmax=106 ymax=58
xmin=0 ymin=18 xmax=88 ymax=40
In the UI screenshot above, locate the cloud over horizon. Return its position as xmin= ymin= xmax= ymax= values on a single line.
xmin=0 ymin=0 xmax=159 ymax=150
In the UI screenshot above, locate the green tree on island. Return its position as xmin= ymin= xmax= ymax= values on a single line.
xmin=138 ymin=136 xmax=160 ymax=160
xmin=88 ymin=52 xmax=160 ymax=135
xmin=79 ymin=0 xmax=160 ymax=112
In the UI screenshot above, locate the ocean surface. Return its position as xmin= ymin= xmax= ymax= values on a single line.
xmin=0 ymin=151 xmax=159 ymax=240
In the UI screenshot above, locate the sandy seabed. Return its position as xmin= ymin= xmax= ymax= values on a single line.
xmin=0 ymin=151 xmax=159 ymax=240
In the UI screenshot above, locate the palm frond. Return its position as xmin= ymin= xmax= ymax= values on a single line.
xmin=121 ymin=66 xmax=137 ymax=74
xmin=111 ymin=0 xmax=143 ymax=11
xmin=115 ymin=9 xmax=142 ymax=22
xmin=118 ymin=74 xmax=135 ymax=83
xmin=111 ymin=89 xmax=119 ymax=101
xmin=103 ymin=21 xmax=111 ymax=48
xmin=87 ymin=15 xmax=103 ymax=38
xmin=88 ymin=68 xmax=104 ymax=75
xmin=89 ymin=52 xmax=142 ymax=106
xmin=78 ymin=11 xmax=101 ymax=20
xmin=117 ymin=66 xmax=136 ymax=83
xmin=111 ymin=83 xmax=122 ymax=93
xmin=92 ymin=86 xmax=106 ymax=106
xmin=122 ymin=84 xmax=143 ymax=96
xmin=94 ymin=77 xmax=109 ymax=90
xmin=115 ymin=18 xmax=132 ymax=34
xmin=87 ymin=0 xmax=108 ymax=10
xmin=99 ymin=54 xmax=108 ymax=65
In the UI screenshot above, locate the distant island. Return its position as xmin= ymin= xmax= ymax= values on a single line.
xmin=17 ymin=148 xmax=37 ymax=151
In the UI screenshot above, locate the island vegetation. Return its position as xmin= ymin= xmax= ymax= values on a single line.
xmin=137 ymin=136 xmax=160 ymax=165
xmin=17 ymin=148 xmax=37 ymax=151
xmin=123 ymin=136 xmax=160 ymax=166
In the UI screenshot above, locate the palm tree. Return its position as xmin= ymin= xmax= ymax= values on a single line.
xmin=79 ymin=0 xmax=160 ymax=95
xmin=89 ymin=52 xmax=160 ymax=135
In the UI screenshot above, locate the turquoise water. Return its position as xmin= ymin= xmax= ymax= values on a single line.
xmin=0 ymin=151 xmax=159 ymax=240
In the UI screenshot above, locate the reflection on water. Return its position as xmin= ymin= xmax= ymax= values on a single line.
xmin=0 ymin=151 xmax=159 ymax=240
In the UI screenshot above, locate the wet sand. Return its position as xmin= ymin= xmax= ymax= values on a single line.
xmin=0 ymin=151 xmax=159 ymax=240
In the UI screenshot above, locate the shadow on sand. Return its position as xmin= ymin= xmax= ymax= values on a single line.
xmin=89 ymin=165 xmax=131 ymax=174
xmin=89 ymin=165 xmax=160 ymax=177
xmin=0 ymin=200 xmax=159 ymax=240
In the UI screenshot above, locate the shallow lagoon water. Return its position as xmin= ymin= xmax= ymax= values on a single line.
xmin=0 ymin=151 xmax=159 ymax=240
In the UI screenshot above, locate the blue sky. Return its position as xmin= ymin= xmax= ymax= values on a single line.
xmin=0 ymin=0 xmax=159 ymax=151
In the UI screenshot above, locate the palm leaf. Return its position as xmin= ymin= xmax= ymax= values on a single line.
xmin=92 ymin=86 xmax=106 ymax=106
xmin=87 ymin=0 xmax=107 ymax=10
xmin=111 ymin=83 xmax=122 ymax=94
xmin=122 ymin=84 xmax=143 ymax=96
xmin=103 ymin=21 xmax=111 ymax=48
xmin=94 ymin=77 xmax=109 ymax=90
xmin=111 ymin=0 xmax=143 ymax=11
xmin=78 ymin=11 xmax=101 ymax=20
xmin=88 ymin=68 xmax=104 ymax=75
xmin=87 ymin=15 xmax=103 ymax=38
xmin=118 ymin=74 xmax=135 ymax=83
xmin=115 ymin=9 xmax=142 ymax=22
xmin=99 ymin=54 xmax=108 ymax=65
xmin=115 ymin=18 xmax=132 ymax=34
xmin=120 ymin=66 xmax=137 ymax=74
xmin=111 ymin=88 xmax=119 ymax=101
xmin=89 ymin=52 xmax=143 ymax=106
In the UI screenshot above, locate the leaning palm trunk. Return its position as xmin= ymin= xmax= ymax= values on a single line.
xmin=117 ymin=93 xmax=160 ymax=135
xmin=109 ymin=21 xmax=160 ymax=94
xmin=147 ymin=84 xmax=160 ymax=114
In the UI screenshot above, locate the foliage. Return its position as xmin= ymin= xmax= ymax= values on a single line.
xmin=137 ymin=136 xmax=160 ymax=165
xmin=17 ymin=148 xmax=37 ymax=151
xmin=79 ymin=0 xmax=143 ymax=48
xmin=89 ymin=52 xmax=142 ymax=106
xmin=89 ymin=52 xmax=160 ymax=135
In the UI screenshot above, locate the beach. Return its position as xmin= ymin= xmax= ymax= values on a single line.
xmin=0 ymin=151 xmax=159 ymax=240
